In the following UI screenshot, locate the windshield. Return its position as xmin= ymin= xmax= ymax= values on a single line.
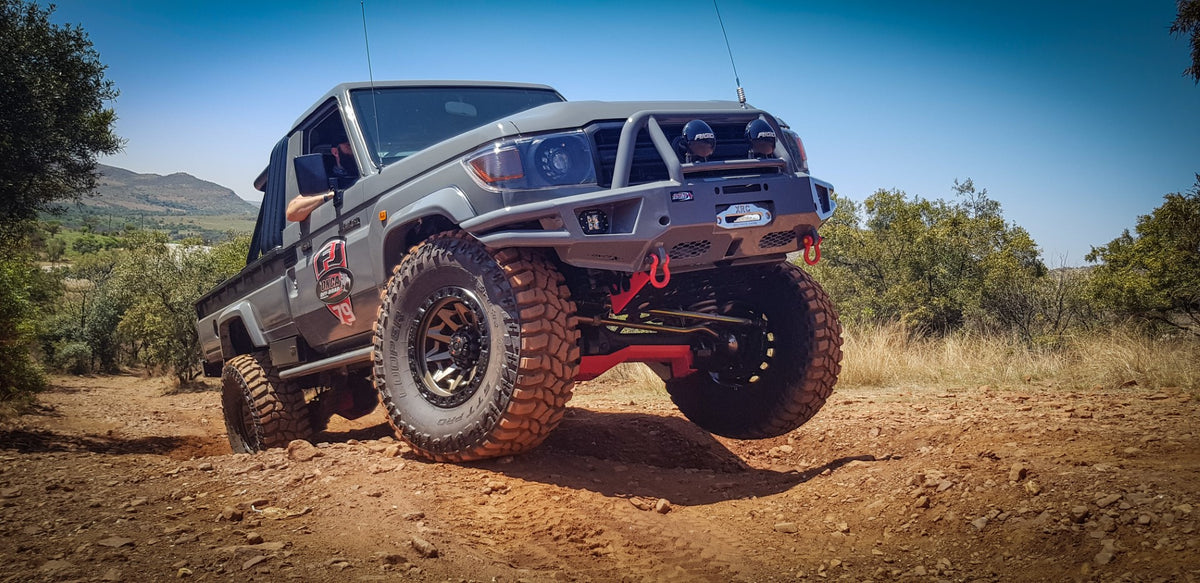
xmin=349 ymin=86 xmax=564 ymax=166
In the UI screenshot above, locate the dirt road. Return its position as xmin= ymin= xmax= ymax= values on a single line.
xmin=1 ymin=373 xmax=1197 ymax=582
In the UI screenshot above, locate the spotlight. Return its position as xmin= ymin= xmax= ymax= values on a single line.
xmin=682 ymin=120 xmax=716 ymax=162
xmin=745 ymin=119 xmax=776 ymax=158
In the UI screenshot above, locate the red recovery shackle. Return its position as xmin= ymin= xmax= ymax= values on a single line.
xmin=802 ymin=235 xmax=821 ymax=266
xmin=647 ymin=248 xmax=670 ymax=288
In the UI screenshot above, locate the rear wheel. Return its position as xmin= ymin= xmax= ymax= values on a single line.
xmin=221 ymin=353 xmax=313 ymax=453
xmin=372 ymin=232 xmax=579 ymax=462
xmin=666 ymin=263 xmax=842 ymax=438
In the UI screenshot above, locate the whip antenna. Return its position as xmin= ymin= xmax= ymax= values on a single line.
xmin=713 ymin=0 xmax=746 ymax=108
xmin=361 ymin=1 xmax=383 ymax=171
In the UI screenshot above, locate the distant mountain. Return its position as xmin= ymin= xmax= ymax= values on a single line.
xmin=81 ymin=165 xmax=258 ymax=216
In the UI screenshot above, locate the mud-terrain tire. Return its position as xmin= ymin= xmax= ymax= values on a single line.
xmin=666 ymin=263 xmax=842 ymax=439
xmin=372 ymin=231 xmax=580 ymax=462
xmin=221 ymin=353 xmax=313 ymax=453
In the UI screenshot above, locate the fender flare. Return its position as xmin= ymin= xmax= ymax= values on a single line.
xmin=217 ymin=301 xmax=267 ymax=356
xmin=372 ymin=186 xmax=478 ymax=270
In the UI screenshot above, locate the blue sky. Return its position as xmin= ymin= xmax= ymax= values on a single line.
xmin=46 ymin=0 xmax=1198 ymax=265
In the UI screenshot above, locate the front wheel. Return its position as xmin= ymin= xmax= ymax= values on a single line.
xmin=666 ymin=263 xmax=842 ymax=439
xmin=372 ymin=232 xmax=580 ymax=462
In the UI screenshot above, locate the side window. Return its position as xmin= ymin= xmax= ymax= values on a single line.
xmin=305 ymin=107 xmax=359 ymax=180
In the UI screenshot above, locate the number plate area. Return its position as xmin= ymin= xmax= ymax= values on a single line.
xmin=716 ymin=202 xmax=773 ymax=229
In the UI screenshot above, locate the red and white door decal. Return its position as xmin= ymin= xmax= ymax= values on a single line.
xmin=314 ymin=239 xmax=356 ymax=326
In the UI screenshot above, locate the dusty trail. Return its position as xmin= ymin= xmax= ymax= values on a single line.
xmin=1 ymin=373 xmax=1198 ymax=582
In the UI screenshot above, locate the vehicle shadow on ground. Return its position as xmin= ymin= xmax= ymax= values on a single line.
xmin=468 ymin=408 xmax=882 ymax=505
xmin=0 ymin=428 xmax=200 ymax=457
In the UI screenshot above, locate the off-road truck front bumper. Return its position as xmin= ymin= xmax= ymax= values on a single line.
xmin=459 ymin=110 xmax=835 ymax=274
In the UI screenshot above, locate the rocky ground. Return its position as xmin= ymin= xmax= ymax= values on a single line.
xmin=0 ymin=373 xmax=1198 ymax=582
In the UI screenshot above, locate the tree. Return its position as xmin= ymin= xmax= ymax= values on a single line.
xmin=1086 ymin=176 xmax=1200 ymax=335
xmin=111 ymin=232 xmax=249 ymax=382
xmin=0 ymin=0 xmax=121 ymax=236
xmin=0 ymin=0 xmax=119 ymax=400
xmin=1174 ymin=0 xmax=1200 ymax=83
xmin=36 ymin=249 xmax=122 ymax=373
xmin=805 ymin=180 xmax=1045 ymax=336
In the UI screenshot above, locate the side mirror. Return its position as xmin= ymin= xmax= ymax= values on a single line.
xmin=294 ymin=153 xmax=331 ymax=196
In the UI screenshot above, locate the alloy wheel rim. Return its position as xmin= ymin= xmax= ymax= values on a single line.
xmin=409 ymin=287 xmax=489 ymax=408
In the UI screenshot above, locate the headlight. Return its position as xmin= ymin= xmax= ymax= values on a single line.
xmin=465 ymin=131 xmax=596 ymax=191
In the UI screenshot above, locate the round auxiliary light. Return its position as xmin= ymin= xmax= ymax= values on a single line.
xmin=745 ymin=119 xmax=776 ymax=158
xmin=682 ymin=119 xmax=716 ymax=161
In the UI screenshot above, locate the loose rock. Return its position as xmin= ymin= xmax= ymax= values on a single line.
xmin=654 ymin=499 xmax=672 ymax=514
xmin=774 ymin=522 xmax=799 ymax=533
xmin=287 ymin=440 xmax=321 ymax=462
xmin=242 ymin=555 xmax=269 ymax=571
xmin=1094 ymin=539 xmax=1116 ymax=566
xmin=411 ymin=535 xmax=439 ymax=558
xmin=97 ymin=536 xmax=135 ymax=548
xmin=219 ymin=506 xmax=244 ymax=522
xmin=377 ymin=552 xmax=408 ymax=565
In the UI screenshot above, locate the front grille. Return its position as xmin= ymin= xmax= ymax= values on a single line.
xmin=590 ymin=119 xmax=785 ymax=188
xmin=591 ymin=123 xmax=668 ymax=187
xmin=759 ymin=231 xmax=796 ymax=249
xmin=669 ymin=240 xmax=711 ymax=259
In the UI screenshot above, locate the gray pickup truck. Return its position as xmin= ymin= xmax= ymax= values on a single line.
xmin=196 ymin=81 xmax=842 ymax=462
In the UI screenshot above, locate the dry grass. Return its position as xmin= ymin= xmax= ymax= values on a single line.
xmin=576 ymin=363 xmax=668 ymax=403
xmin=580 ymin=323 xmax=1200 ymax=396
xmin=840 ymin=322 xmax=1200 ymax=391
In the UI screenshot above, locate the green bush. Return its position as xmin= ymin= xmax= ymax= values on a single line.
xmin=0 ymin=253 xmax=46 ymax=400
xmin=806 ymin=180 xmax=1044 ymax=336
xmin=50 ymin=341 xmax=91 ymax=375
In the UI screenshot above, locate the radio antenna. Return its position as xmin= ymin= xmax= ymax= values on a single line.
xmin=361 ymin=1 xmax=383 ymax=171
xmin=713 ymin=0 xmax=747 ymax=108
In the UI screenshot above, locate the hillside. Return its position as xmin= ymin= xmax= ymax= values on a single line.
xmin=83 ymin=164 xmax=258 ymax=216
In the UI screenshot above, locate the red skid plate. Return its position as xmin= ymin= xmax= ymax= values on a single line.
xmin=577 ymin=345 xmax=695 ymax=382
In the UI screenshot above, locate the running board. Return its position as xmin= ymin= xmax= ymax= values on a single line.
xmin=278 ymin=347 xmax=373 ymax=381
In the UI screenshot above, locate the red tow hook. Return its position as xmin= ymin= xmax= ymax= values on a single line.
xmin=610 ymin=248 xmax=671 ymax=314
xmin=802 ymin=234 xmax=821 ymax=266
